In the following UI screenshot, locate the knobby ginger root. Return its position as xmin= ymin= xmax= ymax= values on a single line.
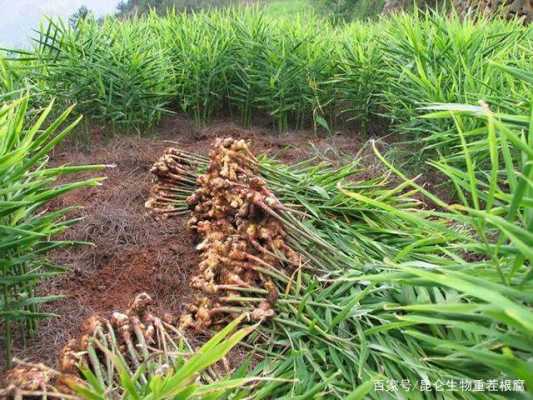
xmin=1 ymin=293 xmax=181 ymax=398
xmin=169 ymin=138 xmax=300 ymax=331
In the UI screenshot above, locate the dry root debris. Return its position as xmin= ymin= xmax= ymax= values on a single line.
xmin=147 ymin=138 xmax=300 ymax=331
xmin=1 ymin=293 xmax=179 ymax=398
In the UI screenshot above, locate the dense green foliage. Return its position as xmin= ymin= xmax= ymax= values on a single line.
xmin=35 ymin=18 xmax=175 ymax=128
xmin=0 ymin=97 xmax=104 ymax=367
xmin=20 ymin=9 xmax=531 ymax=155
xmin=381 ymin=12 xmax=531 ymax=157
xmin=115 ymin=0 xmax=239 ymax=17
xmin=260 ymin=0 xmax=315 ymax=18
xmin=0 ymin=58 xmax=26 ymax=101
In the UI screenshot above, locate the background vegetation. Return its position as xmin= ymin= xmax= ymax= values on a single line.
xmin=115 ymin=0 xmax=242 ymax=17
xmin=19 ymin=9 xmax=531 ymax=161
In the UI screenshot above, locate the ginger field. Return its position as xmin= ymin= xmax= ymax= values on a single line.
xmin=0 ymin=3 xmax=532 ymax=399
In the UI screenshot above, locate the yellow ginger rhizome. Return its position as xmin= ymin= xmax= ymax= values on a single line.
xmin=147 ymin=138 xmax=301 ymax=331
xmin=1 ymin=293 xmax=185 ymax=397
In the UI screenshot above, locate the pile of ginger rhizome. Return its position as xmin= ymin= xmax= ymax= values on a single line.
xmin=147 ymin=137 xmax=302 ymax=331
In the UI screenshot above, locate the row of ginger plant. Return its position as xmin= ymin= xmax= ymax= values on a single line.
xmin=1 ymin=7 xmax=531 ymax=160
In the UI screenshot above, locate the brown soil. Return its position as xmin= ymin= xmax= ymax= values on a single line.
xmin=2 ymin=117 xmax=366 ymax=372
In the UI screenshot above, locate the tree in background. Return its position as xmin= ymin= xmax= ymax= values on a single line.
xmin=69 ymin=5 xmax=92 ymax=27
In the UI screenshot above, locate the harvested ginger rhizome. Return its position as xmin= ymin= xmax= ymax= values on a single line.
xmin=147 ymin=137 xmax=301 ymax=331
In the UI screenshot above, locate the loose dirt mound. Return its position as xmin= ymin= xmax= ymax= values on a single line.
xmin=3 ymin=118 xmax=363 ymax=372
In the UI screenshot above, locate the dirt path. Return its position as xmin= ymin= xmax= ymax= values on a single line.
xmin=4 ymin=118 xmax=366 ymax=371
